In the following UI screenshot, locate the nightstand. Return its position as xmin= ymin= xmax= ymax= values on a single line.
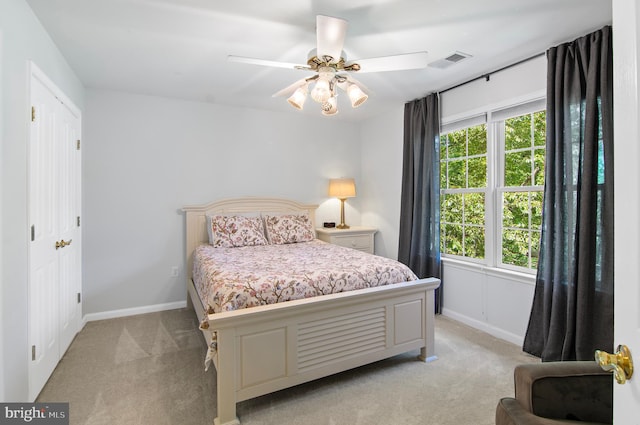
xmin=315 ymin=226 xmax=378 ymax=254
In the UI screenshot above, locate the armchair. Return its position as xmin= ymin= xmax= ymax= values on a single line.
xmin=496 ymin=361 xmax=613 ymax=425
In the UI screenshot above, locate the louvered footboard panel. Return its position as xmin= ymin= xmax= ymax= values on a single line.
xmin=297 ymin=307 xmax=386 ymax=372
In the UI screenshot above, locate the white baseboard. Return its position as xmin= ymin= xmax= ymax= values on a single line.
xmin=82 ymin=300 xmax=188 ymax=325
xmin=441 ymin=308 xmax=525 ymax=347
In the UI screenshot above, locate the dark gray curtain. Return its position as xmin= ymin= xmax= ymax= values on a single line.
xmin=398 ymin=93 xmax=442 ymax=313
xmin=523 ymin=26 xmax=613 ymax=361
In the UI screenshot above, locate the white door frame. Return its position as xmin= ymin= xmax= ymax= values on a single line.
xmin=27 ymin=61 xmax=82 ymax=401
xmin=0 ymin=29 xmax=4 ymax=403
xmin=612 ymin=0 xmax=640 ymax=421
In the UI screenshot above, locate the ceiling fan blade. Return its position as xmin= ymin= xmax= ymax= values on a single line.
xmin=336 ymin=74 xmax=371 ymax=93
xmin=316 ymin=15 xmax=348 ymax=63
xmin=349 ymin=52 xmax=429 ymax=73
xmin=272 ymin=78 xmax=310 ymax=98
xmin=228 ymin=55 xmax=309 ymax=70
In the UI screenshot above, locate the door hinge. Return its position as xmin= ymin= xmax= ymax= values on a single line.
xmin=77 ymin=216 xmax=80 ymax=227
xmin=76 ymin=139 xmax=81 ymax=150
xmin=32 ymin=345 xmax=36 ymax=361
xmin=31 ymin=106 xmax=36 ymax=122
xmin=31 ymin=225 xmax=35 ymax=241
xmin=77 ymin=293 xmax=81 ymax=304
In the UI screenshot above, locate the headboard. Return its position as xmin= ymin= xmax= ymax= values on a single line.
xmin=182 ymin=197 xmax=319 ymax=279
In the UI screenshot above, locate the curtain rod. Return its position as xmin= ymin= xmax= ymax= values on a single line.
xmin=438 ymin=51 xmax=546 ymax=95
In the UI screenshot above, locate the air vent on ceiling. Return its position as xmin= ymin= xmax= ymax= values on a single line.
xmin=428 ymin=51 xmax=472 ymax=69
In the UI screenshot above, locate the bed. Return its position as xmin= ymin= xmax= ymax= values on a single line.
xmin=183 ymin=197 xmax=440 ymax=425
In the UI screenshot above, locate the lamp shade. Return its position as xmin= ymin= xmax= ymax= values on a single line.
xmin=328 ymin=178 xmax=356 ymax=199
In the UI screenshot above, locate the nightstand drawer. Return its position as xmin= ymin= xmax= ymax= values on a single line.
xmin=331 ymin=235 xmax=371 ymax=250
xmin=315 ymin=226 xmax=377 ymax=255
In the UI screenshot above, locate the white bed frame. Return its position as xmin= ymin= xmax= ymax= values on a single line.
xmin=183 ymin=198 xmax=440 ymax=425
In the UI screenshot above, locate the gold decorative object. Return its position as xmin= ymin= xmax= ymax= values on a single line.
xmin=328 ymin=178 xmax=356 ymax=229
xmin=595 ymin=344 xmax=634 ymax=384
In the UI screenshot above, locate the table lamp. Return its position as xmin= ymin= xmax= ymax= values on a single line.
xmin=328 ymin=178 xmax=356 ymax=229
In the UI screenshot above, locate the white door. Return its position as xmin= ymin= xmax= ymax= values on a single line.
xmin=612 ymin=0 xmax=640 ymax=421
xmin=56 ymin=100 xmax=82 ymax=354
xmin=28 ymin=65 xmax=82 ymax=401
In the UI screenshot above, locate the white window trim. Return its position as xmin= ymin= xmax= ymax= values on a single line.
xmin=440 ymin=95 xmax=546 ymax=274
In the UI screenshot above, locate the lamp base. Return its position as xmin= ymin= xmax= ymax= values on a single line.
xmin=337 ymin=198 xmax=350 ymax=230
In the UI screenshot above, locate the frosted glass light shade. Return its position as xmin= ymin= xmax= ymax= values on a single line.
xmin=328 ymin=178 xmax=356 ymax=199
xmin=311 ymin=78 xmax=331 ymax=103
xmin=287 ymin=86 xmax=307 ymax=110
xmin=321 ymin=96 xmax=338 ymax=116
xmin=347 ymin=83 xmax=368 ymax=108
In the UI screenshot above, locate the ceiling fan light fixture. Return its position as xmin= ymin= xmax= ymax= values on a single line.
xmin=311 ymin=77 xmax=332 ymax=103
xmin=321 ymin=96 xmax=338 ymax=116
xmin=347 ymin=83 xmax=368 ymax=108
xmin=287 ymin=85 xmax=308 ymax=110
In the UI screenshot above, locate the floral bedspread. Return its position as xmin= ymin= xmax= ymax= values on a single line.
xmin=193 ymin=239 xmax=418 ymax=314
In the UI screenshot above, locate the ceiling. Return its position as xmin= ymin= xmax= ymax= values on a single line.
xmin=26 ymin=0 xmax=612 ymax=121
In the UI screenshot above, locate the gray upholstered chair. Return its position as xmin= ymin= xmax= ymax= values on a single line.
xmin=496 ymin=361 xmax=613 ymax=425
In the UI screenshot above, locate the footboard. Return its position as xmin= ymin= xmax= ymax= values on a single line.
xmin=206 ymin=277 xmax=440 ymax=425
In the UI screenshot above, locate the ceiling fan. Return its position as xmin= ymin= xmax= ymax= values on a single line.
xmin=228 ymin=15 xmax=428 ymax=116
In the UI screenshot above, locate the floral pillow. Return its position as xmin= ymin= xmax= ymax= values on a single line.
xmin=209 ymin=215 xmax=268 ymax=248
xmin=263 ymin=213 xmax=315 ymax=245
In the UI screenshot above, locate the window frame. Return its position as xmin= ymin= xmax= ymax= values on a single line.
xmin=439 ymin=97 xmax=546 ymax=274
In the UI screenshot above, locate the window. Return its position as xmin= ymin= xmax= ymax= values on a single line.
xmin=499 ymin=110 xmax=546 ymax=269
xmin=439 ymin=99 xmax=546 ymax=272
xmin=440 ymin=124 xmax=487 ymax=260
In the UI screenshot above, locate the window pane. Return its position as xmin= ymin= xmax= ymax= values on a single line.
xmin=533 ymin=148 xmax=545 ymax=185
xmin=467 ymin=124 xmax=487 ymax=155
xmin=597 ymin=138 xmax=605 ymax=185
xmin=531 ymin=230 xmax=541 ymax=269
xmin=440 ymin=161 xmax=447 ymax=189
xmin=464 ymin=226 xmax=485 ymax=259
xmin=503 ymin=192 xmax=530 ymax=229
xmin=441 ymin=193 xmax=463 ymax=223
xmin=502 ymin=229 xmax=530 ymax=267
xmin=468 ymin=157 xmax=487 ymax=187
xmin=531 ymin=191 xmax=543 ymax=228
xmin=505 ymin=114 xmax=532 ymax=150
xmin=448 ymin=160 xmax=466 ymax=188
xmin=501 ymin=190 xmax=543 ymax=269
xmin=444 ymin=224 xmax=463 ymax=255
xmin=505 ymin=151 xmax=532 ymax=186
xmin=448 ymin=129 xmax=466 ymax=158
xmin=465 ymin=193 xmax=485 ymax=225
xmin=533 ymin=111 xmax=546 ymax=147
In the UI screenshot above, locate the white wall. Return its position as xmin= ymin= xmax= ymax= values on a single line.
xmin=362 ymin=56 xmax=546 ymax=346
xmin=0 ymin=0 xmax=85 ymax=402
xmin=360 ymin=107 xmax=405 ymax=259
xmin=83 ymin=89 xmax=363 ymax=316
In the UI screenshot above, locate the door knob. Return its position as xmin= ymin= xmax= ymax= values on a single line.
xmin=55 ymin=239 xmax=72 ymax=250
xmin=595 ymin=344 xmax=634 ymax=384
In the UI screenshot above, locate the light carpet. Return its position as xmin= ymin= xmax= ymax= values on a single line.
xmin=37 ymin=308 xmax=538 ymax=425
